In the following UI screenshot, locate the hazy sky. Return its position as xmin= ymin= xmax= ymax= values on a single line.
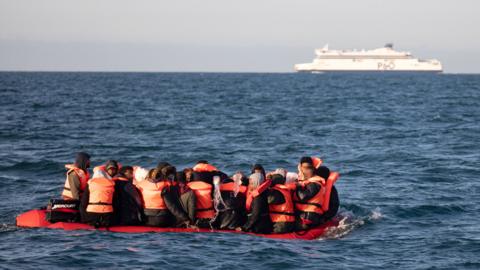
xmin=0 ymin=0 xmax=479 ymax=72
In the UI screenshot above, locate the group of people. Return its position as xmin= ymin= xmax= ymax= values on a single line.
xmin=60 ymin=152 xmax=340 ymax=234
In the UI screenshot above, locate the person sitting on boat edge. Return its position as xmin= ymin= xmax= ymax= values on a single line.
xmin=79 ymin=165 xmax=116 ymax=228
xmin=295 ymin=157 xmax=340 ymax=230
xmin=267 ymin=173 xmax=296 ymax=234
xmin=62 ymin=152 xmax=91 ymax=201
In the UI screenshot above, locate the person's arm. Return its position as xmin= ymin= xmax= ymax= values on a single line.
xmin=186 ymin=190 xmax=197 ymax=223
xmin=67 ymin=172 xmax=81 ymax=200
xmin=79 ymin=185 xmax=90 ymax=221
xmin=323 ymin=186 xmax=339 ymax=220
xmin=162 ymin=187 xmax=189 ymax=224
xmin=125 ymin=184 xmax=144 ymax=208
xmin=242 ymin=197 xmax=262 ymax=231
xmin=267 ymin=189 xmax=285 ymax=205
xmin=296 ymin=182 xmax=320 ymax=201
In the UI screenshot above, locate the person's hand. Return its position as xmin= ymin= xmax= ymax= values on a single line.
xmin=235 ymin=227 xmax=242 ymax=232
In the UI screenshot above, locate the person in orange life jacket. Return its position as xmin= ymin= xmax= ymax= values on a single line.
xmin=267 ymin=173 xmax=296 ymax=234
xmin=111 ymin=166 xmax=144 ymax=226
xmin=188 ymin=161 xmax=217 ymax=228
xmin=298 ymin=156 xmax=322 ymax=181
xmin=62 ymin=152 xmax=91 ymax=201
xmin=192 ymin=160 xmax=219 ymax=185
xmin=137 ymin=166 xmax=190 ymax=227
xmin=79 ymin=167 xmax=116 ymax=228
xmin=240 ymin=173 xmax=272 ymax=234
xmin=211 ymin=174 xmax=248 ymax=230
xmin=174 ymin=171 xmax=197 ymax=227
xmin=295 ymin=164 xmax=339 ymax=230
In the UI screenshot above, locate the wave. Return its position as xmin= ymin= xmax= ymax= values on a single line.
xmin=318 ymin=207 xmax=383 ymax=240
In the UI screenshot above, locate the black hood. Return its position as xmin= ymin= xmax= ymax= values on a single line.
xmin=74 ymin=152 xmax=91 ymax=171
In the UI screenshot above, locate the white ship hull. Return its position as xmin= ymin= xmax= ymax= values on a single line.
xmin=295 ymin=44 xmax=443 ymax=73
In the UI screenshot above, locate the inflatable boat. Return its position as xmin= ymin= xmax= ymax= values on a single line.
xmin=16 ymin=209 xmax=339 ymax=240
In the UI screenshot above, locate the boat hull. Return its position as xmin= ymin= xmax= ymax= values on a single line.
xmin=16 ymin=209 xmax=339 ymax=240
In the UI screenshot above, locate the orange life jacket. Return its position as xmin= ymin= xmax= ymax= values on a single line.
xmin=269 ymin=184 xmax=296 ymax=223
xmin=93 ymin=163 xmax=122 ymax=176
xmin=86 ymin=177 xmax=115 ymax=213
xmin=112 ymin=176 xmax=129 ymax=182
xmin=220 ymin=182 xmax=247 ymax=194
xmin=192 ymin=163 xmax=218 ymax=173
xmin=136 ymin=180 xmax=170 ymax=210
xmin=246 ymin=179 xmax=272 ymax=211
xmin=294 ymin=172 xmax=339 ymax=215
xmin=187 ymin=181 xmax=215 ymax=219
xmin=62 ymin=164 xmax=90 ymax=200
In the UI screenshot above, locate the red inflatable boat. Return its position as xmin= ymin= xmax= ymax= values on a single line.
xmin=16 ymin=209 xmax=339 ymax=240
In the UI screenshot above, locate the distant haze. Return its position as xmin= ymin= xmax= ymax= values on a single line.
xmin=0 ymin=0 xmax=479 ymax=73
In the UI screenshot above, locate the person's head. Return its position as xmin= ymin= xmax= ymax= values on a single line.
xmin=315 ymin=166 xmax=330 ymax=180
xmin=156 ymin=161 xmax=171 ymax=171
xmin=286 ymin=172 xmax=298 ymax=184
xmin=248 ymin=172 xmax=265 ymax=192
xmin=119 ymin=166 xmax=134 ymax=181
xmin=183 ymin=168 xmax=193 ymax=182
xmin=176 ymin=171 xmax=187 ymax=186
xmin=161 ymin=165 xmax=177 ymax=181
xmin=270 ymin=173 xmax=286 ymax=186
xmin=75 ymin=152 xmax=91 ymax=171
xmin=196 ymin=160 xmax=208 ymax=165
xmin=105 ymin=160 xmax=119 ymax=177
xmin=232 ymin=171 xmax=248 ymax=186
xmin=148 ymin=168 xmax=158 ymax=181
xmin=274 ymin=168 xmax=287 ymax=178
xmin=300 ymin=156 xmax=315 ymax=179
xmin=251 ymin=164 xmax=266 ymax=178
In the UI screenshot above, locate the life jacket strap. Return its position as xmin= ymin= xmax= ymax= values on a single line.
xmin=197 ymin=207 xmax=214 ymax=212
xmin=89 ymin=202 xmax=112 ymax=206
xmin=269 ymin=211 xmax=296 ymax=216
xmin=294 ymin=201 xmax=323 ymax=208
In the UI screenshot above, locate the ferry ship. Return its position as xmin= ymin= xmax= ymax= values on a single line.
xmin=294 ymin=44 xmax=442 ymax=73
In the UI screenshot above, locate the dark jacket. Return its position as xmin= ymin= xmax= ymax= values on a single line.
xmin=178 ymin=188 xmax=196 ymax=225
xmin=112 ymin=179 xmax=144 ymax=226
xmin=162 ymin=185 xmax=190 ymax=227
xmin=242 ymin=192 xmax=272 ymax=234
xmin=267 ymin=189 xmax=295 ymax=234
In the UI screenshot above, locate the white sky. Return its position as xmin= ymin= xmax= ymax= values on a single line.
xmin=0 ymin=0 xmax=479 ymax=72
